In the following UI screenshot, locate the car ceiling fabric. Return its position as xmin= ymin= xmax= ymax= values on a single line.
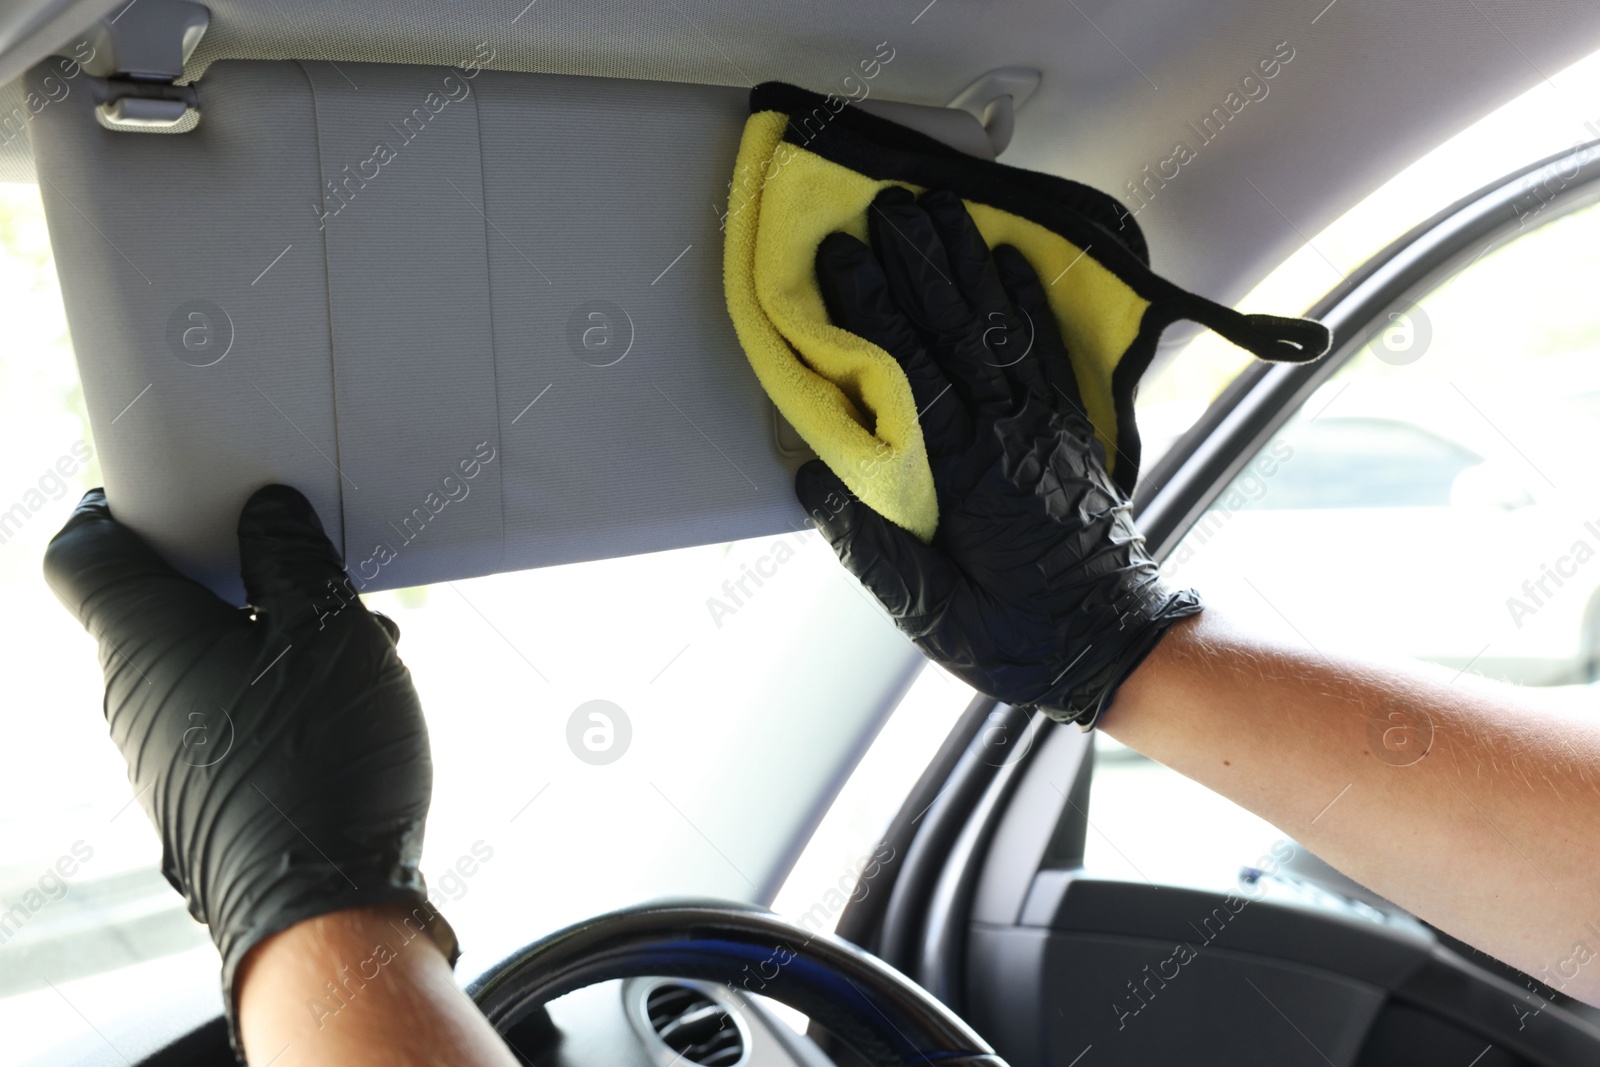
xmin=8 ymin=0 xmax=1600 ymax=309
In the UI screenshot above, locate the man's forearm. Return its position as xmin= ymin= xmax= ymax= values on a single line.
xmin=1102 ymin=610 xmax=1600 ymax=1006
xmin=236 ymin=903 xmax=519 ymax=1067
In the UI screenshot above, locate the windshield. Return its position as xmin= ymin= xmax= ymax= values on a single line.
xmin=0 ymin=180 xmax=934 ymax=1059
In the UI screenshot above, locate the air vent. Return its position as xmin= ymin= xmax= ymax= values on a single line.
xmin=644 ymin=983 xmax=747 ymax=1067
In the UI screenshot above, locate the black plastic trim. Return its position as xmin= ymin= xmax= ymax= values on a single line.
xmin=914 ymin=712 xmax=1052 ymax=1010
xmin=832 ymin=691 xmax=1000 ymax=958
xmin=876 ymin=703 xmax=1034 ymax=976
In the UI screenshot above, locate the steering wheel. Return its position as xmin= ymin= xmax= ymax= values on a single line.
xmin=467 ymin=899 xmax=1008 ymax=1067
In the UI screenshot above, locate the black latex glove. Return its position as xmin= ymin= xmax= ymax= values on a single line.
xmin=43 ymin=485 xmax=450 ymax=1054
xmin=795 ymin=187 xmax=1203 ymax=727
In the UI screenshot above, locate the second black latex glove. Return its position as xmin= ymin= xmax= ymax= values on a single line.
xmin=43 ymin=485 xmax=449 ymax=1052
xmin=796 ymin=188 xmax=1202 ymax=726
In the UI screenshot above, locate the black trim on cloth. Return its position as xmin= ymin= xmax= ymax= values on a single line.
xmin=750 ymin=80 xmax=1149 ymax=265
xmin=750 ymin=81 xmax=1331 ymax=367
xmin=1104 ymin=305 xmax=1169 ymax=496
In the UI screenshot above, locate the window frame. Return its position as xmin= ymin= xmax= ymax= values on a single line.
xmin=1132 ymin=137 xmax=1600 ymax=560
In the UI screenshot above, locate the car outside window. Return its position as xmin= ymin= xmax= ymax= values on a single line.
xmin=1094 ymin=193 xmax=1600 ymax=893
xmin=1245 ymin=417 xmax=1483 ymax=510
xmin=1172 ymin=198 xmax=1600 ymax=687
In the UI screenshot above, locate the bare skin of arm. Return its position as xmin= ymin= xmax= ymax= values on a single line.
xmin=235 ymin=903 xmax=520 ymax=1067
xmin=1102 ymin=609 xmax=1600 ymax=1007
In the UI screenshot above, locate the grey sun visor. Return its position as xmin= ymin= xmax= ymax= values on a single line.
xmin=28 ymin=59 xmax=988 ymax=602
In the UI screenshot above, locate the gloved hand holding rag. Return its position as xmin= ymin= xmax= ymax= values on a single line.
xmin=795 ymin=189 xmax=1202 ymax=727
xmin=723 ymin=83 xmax=1326 ymax=723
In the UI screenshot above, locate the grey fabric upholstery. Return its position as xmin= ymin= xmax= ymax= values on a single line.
xmin=29 ymin=59 xmax=825 ymax=600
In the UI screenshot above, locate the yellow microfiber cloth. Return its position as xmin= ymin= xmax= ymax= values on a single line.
xmin=723 ymin=82 xmax=1329 ymax=541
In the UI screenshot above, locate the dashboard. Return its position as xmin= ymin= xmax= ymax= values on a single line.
xmin=23 ymin=976 xmax=838 ymax=1067
xmin=513 ymin=978 xmax=835 ymax=1067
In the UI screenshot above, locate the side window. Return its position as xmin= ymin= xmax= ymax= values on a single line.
xmin=1089 ymin=195 xmax=1600 ymax=884
xmin=1170 ymin=199 xmax=1600 ymax=690
xmin=1247 ymin=418 xmax=1483 ymax=510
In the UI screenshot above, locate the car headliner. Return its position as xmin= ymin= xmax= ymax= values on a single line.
xmin=4 ymin=0 xmax=1600 ymax=318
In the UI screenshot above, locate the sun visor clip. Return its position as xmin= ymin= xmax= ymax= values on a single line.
xmin=77 ymin=0 xmax=209 ymax=132
xmin=947 ymin=67 xmax=1042 ymax=158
